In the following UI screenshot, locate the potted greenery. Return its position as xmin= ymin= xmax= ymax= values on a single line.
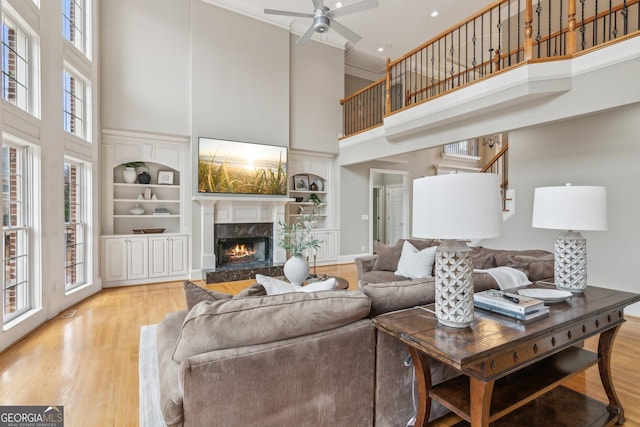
xmin=278 ymin=213 xmax=323 ymax=286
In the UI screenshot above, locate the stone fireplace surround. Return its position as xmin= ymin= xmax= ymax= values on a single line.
xmin=194 ymin=196 xmax=292 ymax=282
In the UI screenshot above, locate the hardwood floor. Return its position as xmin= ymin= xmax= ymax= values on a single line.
xmin=0 ymin=263 xmax=638 ymax=426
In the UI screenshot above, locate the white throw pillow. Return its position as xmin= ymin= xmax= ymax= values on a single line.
xmin=256 ymin=274 xmax=336 ymax=295
xmin=394 ymin=241 xmax=437 ymax=279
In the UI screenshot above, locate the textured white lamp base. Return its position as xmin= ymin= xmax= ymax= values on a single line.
xmin=435 ymin=240 xmax=474 ymax=328
xmin=554 ymin=230 xmax=587 ymax=293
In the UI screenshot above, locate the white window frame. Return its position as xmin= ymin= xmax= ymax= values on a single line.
xmin=2 ymin=137 xmax=39 ymax=326
xmin=442 ymin=139 xmax=481 ymax=160
xmin=63 ymin=0 xmax=91 ymax=58
xmin=1 ymin=3 xmax=40 ymax=117
xmin=63 ymin=65 xmax=91 ymax=142
xmin=64 ymin=158 xmax=89 ymax=291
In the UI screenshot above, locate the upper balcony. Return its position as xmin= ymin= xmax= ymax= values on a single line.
xmin=339 ymin=0 xmax=640 ymax=159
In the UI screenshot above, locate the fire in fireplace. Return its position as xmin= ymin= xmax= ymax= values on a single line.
xmin=214 ymin=223 xmax=273 ymax=270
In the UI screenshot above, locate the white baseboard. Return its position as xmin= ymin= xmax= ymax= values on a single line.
xmin=339 ymin=253 xmax=370 ymax=264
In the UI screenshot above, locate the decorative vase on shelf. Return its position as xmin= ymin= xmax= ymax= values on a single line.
xmin=283 ymin=256 xmax=309 ymax=286
xmin=122 ymin=167 xmax=137 ymax=184
xmin=129 ymin=204 xmax=145 ymax=215
xmin=137 ymin=171 xmax=151 ymax=184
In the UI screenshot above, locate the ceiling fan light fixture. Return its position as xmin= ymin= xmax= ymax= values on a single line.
xmin=313 ymin=15 xmax=331 ymax=32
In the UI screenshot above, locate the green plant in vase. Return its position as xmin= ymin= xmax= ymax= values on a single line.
xmin=278 ymin=213 xmax=324 ymax=286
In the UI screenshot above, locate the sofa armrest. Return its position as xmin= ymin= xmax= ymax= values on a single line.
xmin=355 ymin=255 xmax=378 ymax=281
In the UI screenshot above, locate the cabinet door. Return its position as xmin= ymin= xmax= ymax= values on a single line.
xmin=103 ymin=238 xmax=128 ymax=282
xmin=167 ymin=235 xmax=188 ymax=276
xmin=149 ymin=235 xmax=188 ymax=278
xmin=314 ymin=230 xmax=338 ymax=263
xmin=127 ymin=237 xmax=149 ymax=280
xmin=148 ymin=237 xmax=169 ymax=278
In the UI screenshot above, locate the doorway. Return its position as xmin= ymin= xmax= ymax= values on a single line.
xmin=369 ymin=169 xmax=409 ymax=253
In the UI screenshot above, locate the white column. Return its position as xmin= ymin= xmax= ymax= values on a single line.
xmin=201 ymin=201 xmax=216 ymax=270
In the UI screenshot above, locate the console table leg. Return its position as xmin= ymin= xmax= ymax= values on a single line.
xmin=598 ymin=324 xmax=625 ymax=424
xmin=470 ymin=377 xmax=494 ymax=427
xmin=406 ymin=345 xmax=432 ymax=427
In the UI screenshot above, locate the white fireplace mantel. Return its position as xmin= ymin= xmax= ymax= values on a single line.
xmin=193 ymin=196 xmax=293 ymax=270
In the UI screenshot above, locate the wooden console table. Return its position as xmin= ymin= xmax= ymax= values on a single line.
xmin=373 ymin=285 xmax=640 ymax=427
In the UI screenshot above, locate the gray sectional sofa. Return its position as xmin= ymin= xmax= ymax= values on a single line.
xmin=155 ymin=240 xmax=554 ymax=427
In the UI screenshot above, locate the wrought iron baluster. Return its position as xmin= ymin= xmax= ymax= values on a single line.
xmin=621 ymin=0 xmax=628 ymax=35
xmin=536 ymin=0 xmax=542 ymax=58
xmin=517 ymin=0 xmax=522 ymax=62
xmin=580 ymin=0 xmax=586 ymax=50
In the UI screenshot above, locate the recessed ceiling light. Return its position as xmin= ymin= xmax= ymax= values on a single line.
xmin=430 ymin=10 xmax=439 ymax=18
xmin=377 ymin=47 xmax=384 ymax=52
xmin=336 ymin=2 xmax=343 ymax=8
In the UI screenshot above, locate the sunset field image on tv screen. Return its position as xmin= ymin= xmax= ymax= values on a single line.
xmin=198 ymin=137 xmax=288 ymax=196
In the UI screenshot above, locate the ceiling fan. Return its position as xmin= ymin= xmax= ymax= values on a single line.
xmin=265 ymin=0 xmax=378 ymax=45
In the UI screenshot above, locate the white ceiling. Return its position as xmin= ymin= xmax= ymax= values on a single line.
xmin=204 ymin=0 xmax=492 ymax=80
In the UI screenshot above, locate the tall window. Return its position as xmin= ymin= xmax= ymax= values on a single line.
xmin=64 ymin=160 xmax=86 ymax=290
xmin=1 ymin=13 xmax=29 ymax=111
xmin=2 ymin=141 xmax=33 ymax=324
xmin=63 ymin=69 xmax=86 ymax=139
xmin=63 ymin=0 xmax=85 ymax=54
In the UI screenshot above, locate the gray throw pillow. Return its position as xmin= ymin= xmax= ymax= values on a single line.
xmin=372 ymin=240 xmax=403 ymax=272
xmin=183 ymin=280 xmax=232 ymax=310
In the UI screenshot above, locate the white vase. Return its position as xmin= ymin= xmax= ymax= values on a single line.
xmin=283 ymin=256 xmax=309 ymax=286
xmin=122 ymin=167 xmax=137 ymax=184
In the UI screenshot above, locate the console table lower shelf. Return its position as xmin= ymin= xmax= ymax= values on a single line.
xmin=438 ymin=346 xmax=616 ymax=426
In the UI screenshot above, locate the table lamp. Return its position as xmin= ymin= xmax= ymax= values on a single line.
xmin=413 ymin=173 xmax=504 ymax=328
xmin=531 ymin=184 xmax=607 ymax=292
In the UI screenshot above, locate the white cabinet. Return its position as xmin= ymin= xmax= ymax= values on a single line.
xmin=313 ymin=230 xmax=339 ymax=264
xmin=149 ymin=235 xmax=189 ymax=278
xmin=103 ymin=237 xmax=149 ymax=282
xmin=102 ymin=234 xmax=188 ymax=286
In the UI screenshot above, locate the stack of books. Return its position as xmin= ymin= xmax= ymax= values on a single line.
xmin=474 ymin=290 xmax=549 ymax=321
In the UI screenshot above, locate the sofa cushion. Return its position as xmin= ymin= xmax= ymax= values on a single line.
xmin=470 ymin=246 xmax=498 ymax=269
xmin=183 ymin=280 xmax=233 ymax=310
xmin=373 ymin=239 xmax=435 ymax=272
xmin=395 ymin=241 xmax=437 ymax=279
xmin=505 ymin=252 xmax=555 ymax=281
xmin=359 ymin=277 xmax=436 ymax=316
xmin=172 ymin=290 xmax=371 ymax=361
xmin=361 ymin=270 xmax=408 ymax=284
xmin=235 ymin=283 xmax=267 ymax=298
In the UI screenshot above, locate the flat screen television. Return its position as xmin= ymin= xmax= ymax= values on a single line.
xmin=198 ymin=137 xmax=288 ymax=196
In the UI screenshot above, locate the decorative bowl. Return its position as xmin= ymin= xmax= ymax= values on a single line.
xmin=294 ymin=197 xmax=304 ymax=202
xmin=142 ymin=228 xmax=165 ymax=234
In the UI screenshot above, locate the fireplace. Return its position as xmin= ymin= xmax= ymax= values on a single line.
xmin=214 ymin=223 xmax=273 ymax=270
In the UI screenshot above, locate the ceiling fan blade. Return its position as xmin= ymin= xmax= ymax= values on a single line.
xmin=264 ymin=9 xmax=314 ymax=19
xmin=328 ymin=0 xmax=378 ymax=19
xmin=297 ymin=24 xmax=317 ymax=45
xmin=330 ymin=20 xmax=362 ymax=44
xmin=311 ymin=0 xmax=325 ymax=11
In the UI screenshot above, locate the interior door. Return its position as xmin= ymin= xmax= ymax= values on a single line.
xmin=386 ymin=185 xmax=404 ymax=245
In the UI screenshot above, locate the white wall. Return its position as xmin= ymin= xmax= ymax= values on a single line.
xmin=290 ymin=36 xmax=343 ymax=154
xmin=190 ymin=2 xmax=290 ymax=146
xmin=100 ymin=0 xmax=191 ymax=135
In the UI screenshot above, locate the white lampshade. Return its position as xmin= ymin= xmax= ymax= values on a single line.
xmin=413 ymin=173 xmax=504 ymax=240
xmin=532 ymin=184 xmax=607 ymax=231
